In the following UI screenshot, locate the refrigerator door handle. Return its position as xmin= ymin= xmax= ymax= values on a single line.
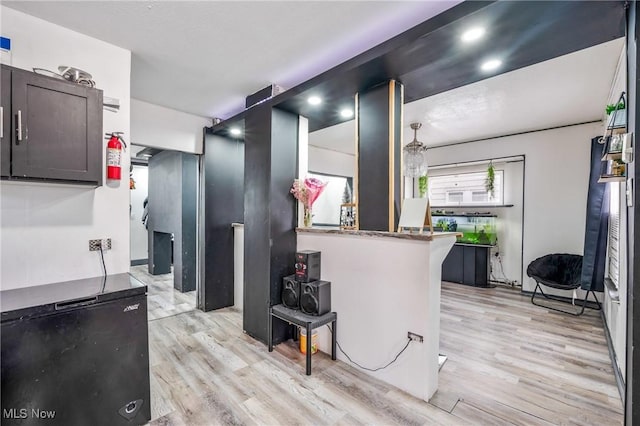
xmin=55 ymin=296 xmax=98 ymax=310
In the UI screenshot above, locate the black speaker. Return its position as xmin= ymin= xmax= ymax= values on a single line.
xmin=295 ymin=250 xmax=321 ymax=283
xmin=300 ymin=280 xmax=331 ymax=316
xmin=281 ymin=275 xmax=300 ymax=309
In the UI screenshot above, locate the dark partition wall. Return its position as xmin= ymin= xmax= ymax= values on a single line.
xmin=357 ymin=80 xmax=402 ymax=232
xmin=244 ymin=106 xmax=298 ymax=345
xmin=202 ymin=133 xmax=244 ymax=311
xmin=148 ymin=151 xmax=197 ymax=292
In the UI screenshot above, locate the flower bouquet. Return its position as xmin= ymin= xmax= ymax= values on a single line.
xmin=290 ymin=177 xmax=327 ymax=227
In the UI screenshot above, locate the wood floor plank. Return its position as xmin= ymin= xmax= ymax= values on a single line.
xmin=137 ymin=270 xmax=623 ymax=425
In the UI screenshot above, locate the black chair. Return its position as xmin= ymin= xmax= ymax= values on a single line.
xmin=527 ymin=254 xmax=601 ymax=316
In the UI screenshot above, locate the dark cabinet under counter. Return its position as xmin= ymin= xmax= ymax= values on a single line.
xmin=442 ymin=243 xmax=492 ymax=287
xmin=1 ymin=274 xmax=151 ymax=426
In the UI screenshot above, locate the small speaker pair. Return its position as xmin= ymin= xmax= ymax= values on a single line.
xmin=281 ymin=274 xmax=331 ymax=316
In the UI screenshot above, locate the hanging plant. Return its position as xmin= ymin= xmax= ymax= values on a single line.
xmin=418 ymin=175 xmax=428 ymax=198
xmin=486 ymin=161 xmax=495 ymax=199
xmin=605 ymin=100 xmax=625 ymax=115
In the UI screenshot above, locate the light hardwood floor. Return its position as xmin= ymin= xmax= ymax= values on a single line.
xmin=139 ymin=272 xmax=623 ymax=425
xmin=130 ymin=265 xmax=196 ymax=321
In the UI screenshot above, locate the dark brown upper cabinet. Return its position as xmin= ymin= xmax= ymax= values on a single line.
xmin=1 ymin=65 xmax=103 ymax=185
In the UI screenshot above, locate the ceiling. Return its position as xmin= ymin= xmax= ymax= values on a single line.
xmin=3 ymin=0 xmax=460 ymax=119
xmin=309 ymin=38 xmax=625 ymax=155
xmin=276 ymin=0 xmax=625 ymax=132
xmin=4 ymin=0 xmax=626 ymax=147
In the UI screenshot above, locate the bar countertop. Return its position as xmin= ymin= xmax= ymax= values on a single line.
xmin=296 ymin=227 xmax=461 ymax=241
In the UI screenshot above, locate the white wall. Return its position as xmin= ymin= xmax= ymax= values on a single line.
xmin=308 ymin=145 xmax=355 ymax=177
xmin=130 ymin=165 xmax=148 ymax=262
xmin=0 ymin=7 xmax=131 ymax=289
xmin=428 ymin=122 xmax=601 ymax=293
xmin=130 ymin=99 xmax=211 ymax=154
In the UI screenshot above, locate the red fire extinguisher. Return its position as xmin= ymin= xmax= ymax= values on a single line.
xmin=106 ymin=132 xmax=127 ymax=180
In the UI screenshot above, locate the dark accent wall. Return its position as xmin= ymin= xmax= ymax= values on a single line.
xmin=244 ymin=106 xmax=298 ymax=345
xmin=202 ymin=133 xmax=244 ymax=311
xmin=357 ymin=81 xmax=402 ymax=231
xmin=627 ymin=1 xmax=639 ymax=422
xmin=148 ymin=151 xmax=197 ymax=292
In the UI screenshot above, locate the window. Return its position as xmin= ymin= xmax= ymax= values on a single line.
xmin=608 ymin=183 xmax=620 ymax=288
xmin=447 ymin=191 xmax=463 ymax=203
xmin=429 ymin=170 xmax=503 ymax=206
xmin=472 ymin=191 xmax=488 ymax=203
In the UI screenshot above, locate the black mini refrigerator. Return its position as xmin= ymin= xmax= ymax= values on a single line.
xmin=1 ymin=274 xmax=151 ymax=425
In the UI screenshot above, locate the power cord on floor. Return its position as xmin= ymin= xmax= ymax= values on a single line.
xmin=326 ymin=325 xmax=413 ymax=372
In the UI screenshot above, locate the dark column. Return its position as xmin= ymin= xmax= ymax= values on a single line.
xmin=627 ymin=1 xmax=639 ymax=423
xmin=150 ymin=231 xmax=172 ymax=275
xmin=244 ymin=106 xmax=298 ymax=345
xmin=201 ymin=133 xmax=244 ymax=311
xmin=148 ymin=151 xmax=197 ymax=292
xmin=357 ymin=80 xmax=403 ymax=232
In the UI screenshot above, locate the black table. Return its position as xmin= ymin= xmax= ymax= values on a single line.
xmin=268 ymin=304 xmax=337 ymax=375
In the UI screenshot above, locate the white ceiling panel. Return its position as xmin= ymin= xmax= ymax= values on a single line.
xmin=3 ymin=1 xmax=459 ymax=119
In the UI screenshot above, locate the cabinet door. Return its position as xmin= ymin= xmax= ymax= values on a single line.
xmin=463 ymin=246 xmax=476 ymax=286
xmin=1 ymin=67 xmax=10 ymax=177
xmin=442 ymin=244 xmax=464 ymax=283
xmin=474 ymin=246 xmax=490 ymax=287
xmin=11 ymin=69 xmax=103 ymax=184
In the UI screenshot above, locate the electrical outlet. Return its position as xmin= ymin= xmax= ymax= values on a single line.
xmin=408 ymin=332 xmax=423 ymax=343
xmin=89 ymin=238 xmax=111 ymax=251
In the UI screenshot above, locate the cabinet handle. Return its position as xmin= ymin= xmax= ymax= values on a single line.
xmin=16 ymin=110 xmax=22 ymax=142
xmin=0 ymin=106 xmax=3 ymax=139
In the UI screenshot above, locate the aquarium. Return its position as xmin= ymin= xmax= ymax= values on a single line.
xmin=432 ymin=213 xmax=497 ymax=246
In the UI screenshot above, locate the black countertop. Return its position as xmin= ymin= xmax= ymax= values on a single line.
xmin=1 ymin=273 xmax=147 ymax=322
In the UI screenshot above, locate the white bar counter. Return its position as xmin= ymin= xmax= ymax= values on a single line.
xmin=297 ymin=227 xmax=457 ymax=401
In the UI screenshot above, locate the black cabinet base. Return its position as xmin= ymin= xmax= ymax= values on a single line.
xmin=442 ymin=244 xmax=492 ymax=287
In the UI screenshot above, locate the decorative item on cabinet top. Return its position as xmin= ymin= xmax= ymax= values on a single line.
xmin=32 ymin=65 xmax=96 ymax=87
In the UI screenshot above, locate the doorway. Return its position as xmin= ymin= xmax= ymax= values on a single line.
xmin=129 ymin=145 xmax=198 ymax=320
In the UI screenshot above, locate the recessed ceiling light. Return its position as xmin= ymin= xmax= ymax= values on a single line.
xmin=480 ymin=59 xmax=502 ymax=72
xmin=340 ymin=108 xmax=353 ymax=118
xmin=461 ymin=27 xmax=485 ymax=43
xmin=230 ymin=127 xmax=242 ymax=136
xmin=308 ymin=96 xmax=322 ymax=106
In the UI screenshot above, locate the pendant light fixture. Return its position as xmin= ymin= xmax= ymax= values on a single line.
xmin=403 ymin=122 xmax=428 ymax=178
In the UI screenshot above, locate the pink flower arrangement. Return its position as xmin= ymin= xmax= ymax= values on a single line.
xmin=290 ymin=177 xmax=327 ymax=209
